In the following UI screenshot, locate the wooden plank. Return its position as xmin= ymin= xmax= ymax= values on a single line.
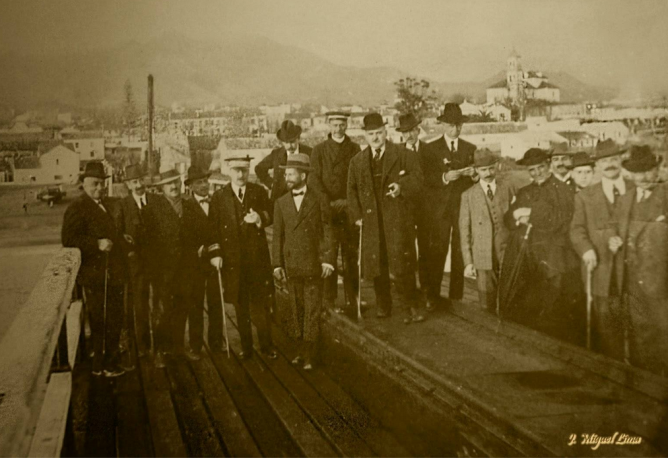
xmin=28 ymin=372 xmax=72 ymax=458
xmin=115 ymin=365 xmax=153 ymax=457
xmin=137 ymin=356 xmax=187 ymax=458
xmin=83 ymin=376 xmax=117 ymax=457
xmin=165 ymin=358 xmax=226 ymax=457
xmin=66 ymin=300 xmax=82 ymax=369
xmin=190 ymin=356 xmax=262 ymax=458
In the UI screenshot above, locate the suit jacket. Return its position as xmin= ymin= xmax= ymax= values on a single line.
xmin=422 ymin=136 xmax=477 ymax=223
xmin=459 ymin=180 xmax=516 ymax=270
xmin=255 ymin=144 xmax=313 ymax=201
xmin=142 ymin=194 xmax=186 ymax=281
xmin=62 ymin=193 xmax=126 ymax=286
xmin=181 ymin=196 xmax=215 ymax=275
xmin=208 ymin=182 xmax=273 ymax=303
xmin=272 ymin=187 xmax=335 ymax=278
xmin=624 ymin=185 xmax=668 ymax=299
xmin=347 ymin=141 xmax=423 ymax=279
xmin=118 ymin=193 xmax=157 ymax=268
xmin=570 ymin=179 xmax=635 ymax=297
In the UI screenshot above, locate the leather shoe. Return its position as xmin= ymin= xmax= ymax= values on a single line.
xmin=237 ymin=351 xmax=252 ymax=360
xmin=303 ymin=362 xmax=313 ymax=371
xmin=262 ymin=349 xmax=278 ymax=359
xmin=291 ymin=355 xmax=303 ymax=365
xmin=185 ymin=349 xmax=201 ymax=361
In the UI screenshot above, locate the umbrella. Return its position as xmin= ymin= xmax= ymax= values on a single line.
xmin=497 ymin=223 xmax=535 ymax=320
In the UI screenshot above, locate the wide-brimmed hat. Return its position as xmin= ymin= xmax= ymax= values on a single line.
xmin=362 ymin=113 xmax=387 ymax=131
xmin=569 ymin=152 xmax=595 ymax=169
xmin=549 ymin=143 xmax=574 ymax=157
xmin=473 ymin=148 xmax=499 ymax=168
xmin=437 ymin=103 xmax=468 ymax=125
xmin=622 ymin=145 xmax=662 ymax=173
xmin=276 ymin=120 xmax=302 ymax=143
xmin=152 ymin=169 xmax=181 ymax=186
xmin=517 ymin=148 xmax=550 ymax=167
xmin=224 ymin=155 xmax=253 ymax=169
xmin=593 ymin=139 xmax=626 ymax=160
xmin=279 ymin=153 xmax=311 ymax=171
xmin=184 ymin=165 xmax=212 ymax=185
xmin=122 ymin=163 xmax=145 ymax=182
xmin=80 ymin=161 xmax=109 ymax=181
xmin=395 ymin=113 xmax=421 ymax=133
xmin=326 ymin=111 xmax=350 ymax=121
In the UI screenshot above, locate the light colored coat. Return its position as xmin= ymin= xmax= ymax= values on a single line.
xmin=459 ymin=180 xmax=516 ymax=270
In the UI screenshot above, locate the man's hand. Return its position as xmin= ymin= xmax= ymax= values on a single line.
xmin=444 ymin=169 xmax=462 ymax=183
xmin=464 ymin=264 xmax=477 ymax=278
xmin=608 ymin=236 xmax=623 ymax=254
xmin=355 ymin=219 xmax=363 ymax=227
xmin=582 ymin=249 xmax=597 ymax=270
xmin=123 ymin=234 xmax=135 ymax=245
xmin=386 ymin=182 xmax=401 ymax=198
xmin=321 ymin=263 xmax=334 ymax=278
xmin=98 ymin=238 xmax=113 ymax=252
xmin=273 ymin=267 xmax=286 ymax=282
xmin=244 ymin=208 xmax=262 ymax=228
xmin=331 ymin=199 xmax=347 ymax=212
xmin=513 ymin=207 xmax=532 ymax=225
xmin=461 ymin=167 xmax=476 ymax=177
xmin=197 ymin=245 xmax=204 ymax=258
xmin=210 ymin=256 xmax=223 ymax=269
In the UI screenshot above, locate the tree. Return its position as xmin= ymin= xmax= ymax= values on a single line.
xmin=449 ymin=93 xmax=468 ymax=105
xmin=469 ymin=109 xmax=495 ymax=123
xmin=394 ymin=77 xmax=438 ymax=117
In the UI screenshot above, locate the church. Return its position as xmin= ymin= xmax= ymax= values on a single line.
xmin=486 ymin=50 xmax=560 ymax=105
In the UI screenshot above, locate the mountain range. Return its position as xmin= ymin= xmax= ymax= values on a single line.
xmin=0 ymin=32 xmax=617 ymax=111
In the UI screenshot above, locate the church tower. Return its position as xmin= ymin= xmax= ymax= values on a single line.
xmin=506 ymin=49 xmax=523 ymax=102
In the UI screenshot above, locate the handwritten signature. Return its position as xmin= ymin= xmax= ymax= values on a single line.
xmin=568 ymin=433 xmax=642 ymax=450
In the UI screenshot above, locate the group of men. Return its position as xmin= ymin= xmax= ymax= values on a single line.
xmin=62 ymin=101 xmax=668 ymax=378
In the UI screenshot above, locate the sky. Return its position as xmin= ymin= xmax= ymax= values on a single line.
xmin=1 ymin=0 xmax=667 ymax=94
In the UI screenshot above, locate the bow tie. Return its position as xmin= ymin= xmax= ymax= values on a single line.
xmin=197 ymin=196 xmax=211 ymax=204
xmin=292 ymin=190 xmax=305 ymax=197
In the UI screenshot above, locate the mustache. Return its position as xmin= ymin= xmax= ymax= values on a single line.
xmin=605 ymin=166 xmax=619 ymax=171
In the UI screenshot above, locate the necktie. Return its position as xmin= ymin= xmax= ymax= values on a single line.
xmin=612 ymin=185 xmax=620 ymax=203
xmin=94 ymin=199 xmax=106 ymax=212
xmin=293 ymin=190 xmax=305 ymax=197
xmin=487 ymin=185 xmax=494 ymax=201
xmin=238 ymin=188 xmax=244 ymax=201
xmin=638 ymin=189 xmax=645 ymax=202
xmin=374 ymin=148 xmax=382 ymax=161
xmin=451 ymin=141 xmax=456 ymax=153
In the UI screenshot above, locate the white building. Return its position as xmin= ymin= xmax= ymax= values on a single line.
xmin=63 ymin=137 xmax=105 ymax=162
xmin=486 ymin=51 xmax=560 ymax=105
xmin=13 ymin=145 xmax=80 ymax=184
xmin=501 ymin=131 xmax=568 ymax=160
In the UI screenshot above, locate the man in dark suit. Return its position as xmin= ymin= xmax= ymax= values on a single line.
xmin=550 ymin=143 xmax=577 ymax=191
xmin=209 ymin=156 xmax=277 ymax=360
xmin=395 ymin=113 xmax=431 ymax=302
xmin=308 ymin=111 xmax=361 ymax=316
xmin=459 ymin=149 xmax=516 ymax=311
xmin=347 ymin=113 xmax=425 ymax=324
xmin=62 ymin=162 xmax=126 ymax=377
xmin=273 ymin=154 xmax=335 ymax=369
xmin=505 ymin=148 xmax=578 ymax=340
xmin=570 ymin=140 xmax=635 ymax=360
xmin=422 ymin=103 xmax=477 ymax=309
xmin=118 ymin=164 xmax=155 ymax=357
xmin=182 ymin=166 xmax=224 ymax=359
xmin=143 ymin=169 xmax=190 ymax=367
xmin=621 ymin=146 xmax=668 ymax=376
xmin=255 ymin=120 xmax=313 ymax=201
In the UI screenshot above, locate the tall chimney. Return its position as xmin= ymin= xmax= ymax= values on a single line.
xmin=147 ymin=74 xmax=155 ymax=175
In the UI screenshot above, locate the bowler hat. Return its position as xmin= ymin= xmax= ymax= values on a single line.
xmin=517 ymin=148 xmax=550 ymax=167
xmin=437 ymin=103 xmax=468 ymax=125
xmin=152 ymin=169 xmax=181 ymax=186
xmin=362 ymin=113 xmax=387 ymax=131
xmin=279 ymin=153 xmax=311 ymax=171
xmin=122 ymin=163 xmax=145 ymax=182
xmin=80 ymin=161 xmax=108 ymax=181
xmin=568 ymin=152 xmax=595 ymax=169
xmin=224 ymin=155 xmax=253 ymax=169
xmin=395 ymin=113 xmax=421 ymax=133
xmin=184 ymin=165 xmax=211 ymax=186
xmin=593 ymin=139 xmax=625 ymax=160
xmin=549 ymin=143 xmax=573 ymax=157
xmin=622 ymin=145 xmax=662 ymax=173
xmin=473 ymin=148 xmax=499 ymax=168
xmin=276 ymin=120 xmax=302 ymax=143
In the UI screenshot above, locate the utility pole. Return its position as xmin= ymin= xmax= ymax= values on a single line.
xmin=147 ymin=74 xmax=155 ymax=176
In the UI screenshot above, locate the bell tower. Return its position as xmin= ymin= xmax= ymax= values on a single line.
xmin=507 ymin=49 xmax=523 ymax=101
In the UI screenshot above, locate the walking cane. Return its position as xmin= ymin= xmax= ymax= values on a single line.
xmin=586 ymin=263 xmax=593 ymax=351
xmin=357 ymin=222 xmax=363 ymax=320
xmin=216 ymin=266 xmax=231 ymax=358
xmin=102 ymin=252 xmax=109 ymax=357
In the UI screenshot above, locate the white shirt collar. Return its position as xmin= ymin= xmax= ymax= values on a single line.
xmin=292 ymin=185 xmax=307 ymax=196
xmin=443 ymin=134 xmax=459 ymax=151
xmin=331 ymin=135 xmax=345 ymax=144
xmin=601 ymin=175 xmax=626 ymax=203
xmin=231 ymin=183 xmax=246 ymax=200
xmin=480 ymin=179 xmax=497 ymax=194
xmin=195 ymin=193 xmax=209 ymax=203
xmin=554 ymin=172 xmax=572 ymax=183
xmin=637 ymin=188 xmax=652 ymax=202
xmin=132 ymin=193 xmax=146 ymax=207
xmin=286 ymin=145 xmax=300 ymax=155
xmin=371 ymin=144 xmax=386 ymax=159
xmin=406 ymin=141 xmax=419 ymax=152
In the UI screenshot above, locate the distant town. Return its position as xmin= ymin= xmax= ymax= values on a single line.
xmin=1 ymin=51 xmax=666 ymax=188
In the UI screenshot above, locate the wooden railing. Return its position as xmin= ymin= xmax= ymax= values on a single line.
xmin=0 ymin=248 xmax=81 ymax=458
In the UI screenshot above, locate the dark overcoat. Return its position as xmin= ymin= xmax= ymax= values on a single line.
xmin=181 ymin=196 xmax=215 ymax=275
xmin=570 ymin=179 xmax=636 ymax=297
xmin=347 ymin=141 xmax=423 ymax=280
xmin=142 ymin=194 xmax=186 ymax=282
xmin=62 ymin=193 xmax=126 ymax=286
xmin=272 ymin=187 xmax=335 ymax=277
xmin=208 ymin=183 xmax=274 ymax=303
xmin=308 ymin=135 xmax=360 ymax=204
xmin=118 ymin=193 xmax=158 ymax=269
xmin=255 ymin=145 xmax=313 ymax=201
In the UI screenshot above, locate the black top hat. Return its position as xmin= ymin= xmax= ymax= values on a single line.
xmin=279 ymin=153 xmax=311 ymax=171
xmin=276 ymin=120 xmax=302 ymax=143
xmin=568 ymin=152 xmax=595 ymax=169
xmin=362 ymin=113 xmax=387 ymax=131
xmin=122 ymin=163 xmax=145 ymax=182
xmin=437 ymin=103 xmax=468 ymax=125
xmin=184 ymin=165 xmax=212 ymax=185
xmin=80 ymin=161 xmax=109 ymax=181
xmin=517 ymin=148 xmax=550 ymax=167
xmin=593 ymin=139 xmax=625 ymax=160
xmin=395 ymin=113 xmax=421 ymax=133
xmin=622 ymin=145 xmax=662 ymax=173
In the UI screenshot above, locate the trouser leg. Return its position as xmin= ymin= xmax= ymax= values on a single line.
xmin=104 ymin=285 xmax=124 ymax=367
xmin=132 ymin=272 xmax=151 ymax=352
xmin=302 ymin=276 xmax=323 ymax=343
xmin=448 ymin=221 xmax=465 ymax=301
xmin=373 ymin=242 xmax=393 ymax=314
xmin=188 ymin=271 xmax=206 ymax=352
xmin=416 ymin=215 xmax=430 ymax=293
xmin=592 ymin=295 xmax=626 ymax=362
xmin=626 ymin=285 xmax=668 ymax=376
xmin=86 ymin=285 xmax=124 ymax=370
xmin=394 ymin=272 xmax=419 ymax=313
xmin=427 ymin=221 xmax=450 ymax=302
xmin=234 ymin=278 xmax=253 ymax=354
xmin=206 ymin=274 xmax=224 ymax=349
xmin=323 ymin=225 xmax=341 ymax=307
xmin=476 ymin=268 xmax=498 ymax=312
xmin=287 ymin=277 xmax=306 ymax=341
xmin=342 ymin=223 xmax=360 ymax=310
xmin=249 ymin=285 xmax=274 ymax=352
